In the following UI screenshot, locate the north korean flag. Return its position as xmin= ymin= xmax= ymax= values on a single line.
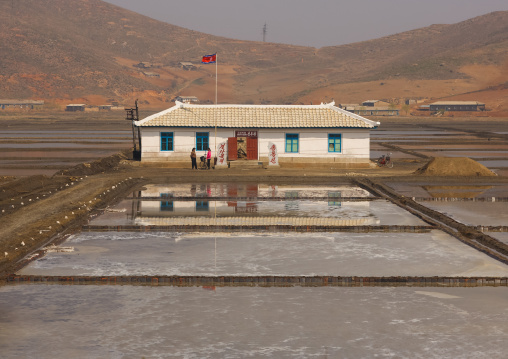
xmin=201 ymin=54 xmax=216 ymax=64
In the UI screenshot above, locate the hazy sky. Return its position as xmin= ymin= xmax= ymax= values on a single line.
xmin=103 ymin=0 xmax=508 ymax=48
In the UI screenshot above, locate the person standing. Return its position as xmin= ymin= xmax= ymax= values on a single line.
xmin=206 ymin=148 xmax=212 ymax=169
xmin=190 ymin=148 xmax=197 ymax=169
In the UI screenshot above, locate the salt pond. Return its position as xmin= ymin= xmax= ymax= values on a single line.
xmin=1 ymin=285 xmax=507 ymax=358
xmin=6 ymin=183 xmax=508 ymax=358
xmin=17 ymin=230 xmax=508 ymax=277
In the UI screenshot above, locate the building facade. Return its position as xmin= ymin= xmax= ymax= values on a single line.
xmin=429 ymin=101 xmax=486 ymax=112
xmin=134 ymin=101 xmax=380 ymax=168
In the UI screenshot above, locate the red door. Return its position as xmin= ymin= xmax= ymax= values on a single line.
xmin=246 ymin=137 xmax=258 ymax=160
xmin=228 ymin=137 xmax=238 ymax=160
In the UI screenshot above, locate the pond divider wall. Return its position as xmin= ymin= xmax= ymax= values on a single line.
xmin=82 ymin=225 xmax=435 ymax=233
xmin=7 ymin=275 xmax=508 ymax=287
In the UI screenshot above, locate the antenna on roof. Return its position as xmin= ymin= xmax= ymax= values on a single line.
xmin=262 ymin=23 xmax=267 ymax=42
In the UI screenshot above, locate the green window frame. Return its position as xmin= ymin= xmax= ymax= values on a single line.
xmin=161 ymin=132 xmax=173 ymax=151
xmin=285 ymin=133 xmax=299 ymax=153
xmin=196 ymin=132 xmax=209 ymax=151
xmin=328 ymin=134 xmax=342 ymax=153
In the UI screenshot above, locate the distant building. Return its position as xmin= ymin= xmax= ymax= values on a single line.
xmin=174 ymin=96 xmax=199 ymax=103
xmin=344 ymin=106 xmax=399 ymax=116
xmin=430 ymin=101 xmax=485 ymax=112
xmin=142 ymin=71 xmax=160 ymax=78
xmin=65 ymin=104 xmax=86 ymax=112
xmin=0 ymin=99 xmax=44 ymax=110
xmin=134 ymin=62 xmax=152 ymax=69
xmin=362 ymin=100 xmax=391 ymax=107
xmin=98 ymin=105 xmax=112 ymax=111
xmin=180 ymin=62 xmax=196 ymax=70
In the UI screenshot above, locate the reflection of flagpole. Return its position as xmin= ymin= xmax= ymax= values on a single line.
xmin=214 ymin=199 xmax=217 ymax=275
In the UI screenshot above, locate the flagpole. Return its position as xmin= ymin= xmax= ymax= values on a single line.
xmin=214 ymin=53 xmax=217 ymax=161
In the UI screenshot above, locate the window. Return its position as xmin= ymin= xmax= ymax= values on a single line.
xmin=196 ymin=200 xmax=209 ymax=212
xmin=328 ymin=134 xmax=342 ymax=152
xmin=160 ymin=193 xmax=174 ymax=211
xmin=328 ymin=191 xmax=342 ymax=207
xmin=285 ymin=133 xmax=299 ymax=153
xmin=161 ymin=132 xmax=173 ymax=151
xmin=196 ymin=132 xmax=209 ymax=151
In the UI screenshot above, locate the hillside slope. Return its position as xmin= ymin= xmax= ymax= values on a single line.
xmin=0 ymin=0 xmax=507 ymax=109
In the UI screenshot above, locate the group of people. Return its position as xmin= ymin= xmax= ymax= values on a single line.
xmin=190 ymin=148 xmax=212 ymax=170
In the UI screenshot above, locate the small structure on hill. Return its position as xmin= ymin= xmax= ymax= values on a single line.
xmin=362 ymin=100 xmax=391 ymax=107
xmin=174 ymin=96 xmax=199 ymax=104
xmin=180 ymin=62 xmax=196 ymax=70
xmin=430 ymin=101 xmax=485 ymax=112
xmin=134 ymin=62 xmax=153 ymax=69
xmin=142 ymin=71 xmax=160 ymax=78
xmin=134 ymin=101 xmax=380 ymax=168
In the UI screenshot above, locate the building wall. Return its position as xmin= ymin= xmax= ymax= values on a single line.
xmin=139 ymin=127 xmax=372 ymax=165
xmin=430 ymin=104 xmax=483 ymax=111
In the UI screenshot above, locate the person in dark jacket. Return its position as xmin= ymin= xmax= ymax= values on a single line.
xmin=190 ymin=148 xmax=197 ymax=169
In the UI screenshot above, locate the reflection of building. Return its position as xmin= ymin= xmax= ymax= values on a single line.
xmin=130 ymin=184 xmax=380 ymax=226
xmin=134 ymin=101 xmax=379 ymax=168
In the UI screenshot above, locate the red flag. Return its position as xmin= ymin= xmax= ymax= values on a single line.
xmin=201 ymin=54 xmax=216 ymax=64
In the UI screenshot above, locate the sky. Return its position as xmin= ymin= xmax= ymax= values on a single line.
xmin=103 ymin=0 xmax=508 ymax=48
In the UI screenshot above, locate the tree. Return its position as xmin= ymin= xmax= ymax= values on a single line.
xmin=401 ymin=104 xmax=411 ymax=115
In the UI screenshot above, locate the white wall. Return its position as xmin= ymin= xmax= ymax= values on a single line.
xmin=139 ymin=127 xmax=371 ymax=162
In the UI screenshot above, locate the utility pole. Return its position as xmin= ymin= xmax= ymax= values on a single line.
xmin=262 ymin=23 xmax=267 ymax=42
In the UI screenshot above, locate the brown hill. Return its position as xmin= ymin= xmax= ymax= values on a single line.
xmin=1 ymin=0 xmax=507 ymax=109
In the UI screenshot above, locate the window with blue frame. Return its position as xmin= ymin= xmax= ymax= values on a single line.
xmin=328 ymin=191 xmax=342 ymax=207
xmin=196 ymin=132 xmax=209 ymax=151
xmin=161 ymin=132 xmax=173 ymax=151
xmin=285 ymin=133 xmax=299 ymax=153
xmin=328 ymin=134 xmax=342 ymax=153
xmin=160 ymin=193 xmax=174 ymax=211
xmin=195 ymin=200 xmax=209 ymax=212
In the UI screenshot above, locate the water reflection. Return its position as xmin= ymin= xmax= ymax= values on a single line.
xmin=128 ymin=184 xmax=374 ymax=222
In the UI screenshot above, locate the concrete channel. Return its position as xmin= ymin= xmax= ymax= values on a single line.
xmin=7 ymin=274 xmax=508 ymax=287
xmin=82 ymin=224 xmax=435 ymax=233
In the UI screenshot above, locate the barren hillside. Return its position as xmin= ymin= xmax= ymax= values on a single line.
xmin=0 ymin=0 xmax=507 ymax=110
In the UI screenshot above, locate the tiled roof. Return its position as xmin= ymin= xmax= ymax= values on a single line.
xmin=135 ymin=101 xmax=380 ymax=129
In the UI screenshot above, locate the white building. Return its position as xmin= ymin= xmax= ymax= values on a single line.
xmin=134 ymin=101 xmax=380 ymax=168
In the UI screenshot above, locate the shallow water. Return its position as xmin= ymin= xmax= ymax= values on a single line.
xmin=419 ymin=150 xmax=508 ymax=158
xmin=7 ymin=182 xmax=508 ymax=358
xmin=1 ymin=285 xmax=507 ymax=358
xmin=420 ymin=202 xmax=508 ymax=226
xmin=94 ymin=197 xmax=424 ymax=227
xmin=18 ymin=230 xmax=508 ymax=277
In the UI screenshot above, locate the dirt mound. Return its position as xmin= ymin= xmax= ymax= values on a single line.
xmin=54 ymin=151 xmax=130 ymax=177
xmin=414 ymin=157 xmax=496 ymax=176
